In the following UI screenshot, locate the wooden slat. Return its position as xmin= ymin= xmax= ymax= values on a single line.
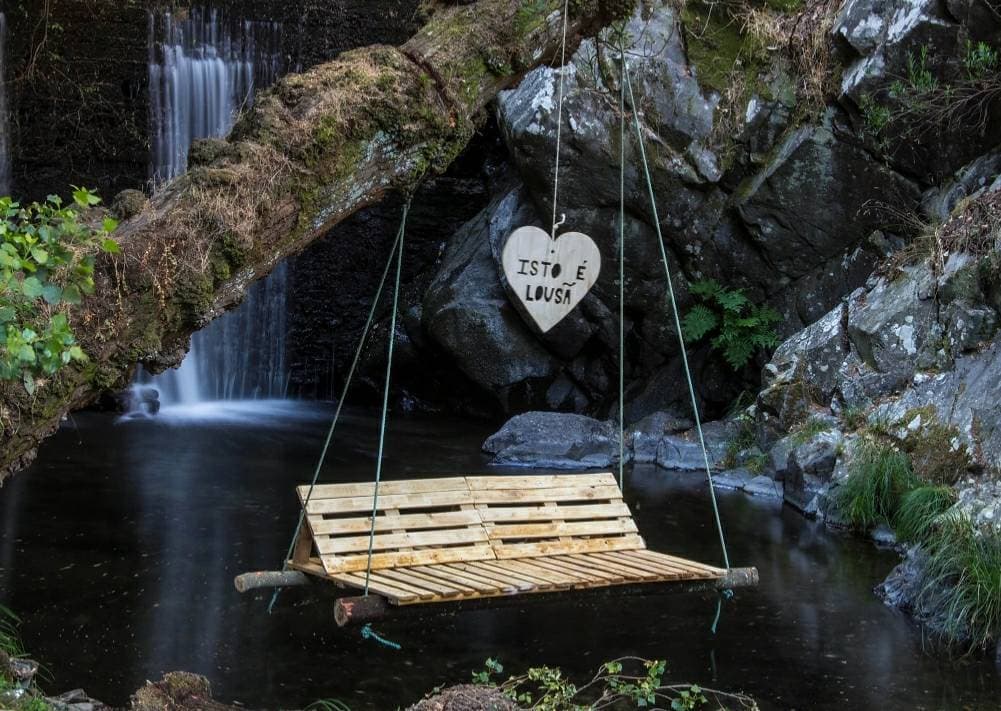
xmin=377 ymin=568 xmax=467 ymax=597
xmin=565 ymin=554 xmax=660 ymax=581
xmin=412 ymin=565 xmax=503 ymax=594
xmin=298 ymin=477 xmax=469 ymax=500
xmin=310 ymin=510 xmax=482 ymax=535
xmin=465 ymin=473 xmax=617 ymax=490
xmin=604 ymin=551 xmax=690 ymax=578
xmin=306 ymin=490 xmax=475 ymax=515
xmin=456 ymin=562 xmax=538 ymax=591
xmin=473 ymin=559 xmax=565 ymax=588
xmin=479 ymin=502 xmax=633 ymax=523
xmin=530 ymin=556 xmax=623 ymax=583
xmin=492 ymin=534 xmax=646 ymax=559
xmin=471 ymin=485 xmax=624 ymax=505
xmin=331 ymin=572 xmax=422 ymax=603
xmin=635 ymin=550 xmax=727 ymax=576
xmin=320 ymin=544 xmax=495 ymax=573
xmin=436 ymin=563 xmax=520 ymax=593
xmin=316 ymin=527 xmax=488 ymax=555
xmin=485 ymin=518 xmax=638 ymax=541
xmin=487 ymin=559 xmax=579 ymax=586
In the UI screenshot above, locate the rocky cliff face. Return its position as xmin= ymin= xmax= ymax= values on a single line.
xmin=412 ymin=0 xmax=999 ymax=420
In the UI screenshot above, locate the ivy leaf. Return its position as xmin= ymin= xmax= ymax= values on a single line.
xmin=21 ymin=277 xmax=43 ymax=299
xmin=101 ymin=238 xmax=121 ymax=254
xmin=30 ymin=247 xmax=48 ymax=264
xmin=42 ymin=284 xmax=62 ymax=305
xmin=72 ymin=186 xmax=102 ymax=207
xmin=102 ymin=217 xmax=119 ymax=233
xmin=17 ymin=344 xmax=36 ymax=364
xmin=62 ymin=284 xmax=82 ymax=305
xmin=0 ymin=306 xmax=14 ymax=323
xmin=23 ymin=372 xmax=35 ymax=395
xmin=67 ymin=345 xmax=86 ymax=362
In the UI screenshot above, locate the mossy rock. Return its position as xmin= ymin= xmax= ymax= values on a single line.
xmin=111 ymin=189 xmax=149 ymax=220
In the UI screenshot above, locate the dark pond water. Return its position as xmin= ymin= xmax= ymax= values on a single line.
xmin=1 ymin=402 xmax=1000 ymax=710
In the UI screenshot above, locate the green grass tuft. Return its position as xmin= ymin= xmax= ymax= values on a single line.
xmin=893 ymin=485 xmax=956 ymax=544
xmin=1 ymin=604 xmax=25 ymax=658
xmin=920 ymin=515 xmax=1001 ymax=651
xmin=836 ymin=440 xmax=918 ymax=530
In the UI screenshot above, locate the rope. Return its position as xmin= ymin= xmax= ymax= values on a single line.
xmin=617 ymin=32 xmax=626 ymax=492
xmin=363 ymin=198 xmax=410 ymax=596
xmin=549 ymin=0 xmax=570 ymax=238
xmin=361 ymin=623 xmax=402 ymax=650
xmin=620 ymin=56 xmax=731 ymax=573
xmin=267 ymin=201 xmax=407 ymax=614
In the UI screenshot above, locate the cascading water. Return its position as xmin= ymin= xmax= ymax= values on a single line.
xmin=0 ymin=12 xmax=12 ymax=197
xmin=135 ymin=8 xmax=291 ymax=413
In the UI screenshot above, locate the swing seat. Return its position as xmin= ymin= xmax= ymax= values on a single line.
xmin=286 ymin=472 xmax=750 ymax=607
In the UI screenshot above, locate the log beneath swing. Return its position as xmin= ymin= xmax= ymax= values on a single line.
xmin=332 ymin=566 xmax=759 ymax=627
xmin=233 ymin=570 xmax=312 ymax=593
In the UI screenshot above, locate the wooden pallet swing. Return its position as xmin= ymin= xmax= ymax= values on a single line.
xmin=234 ymin=10 xmax=758 ymax=628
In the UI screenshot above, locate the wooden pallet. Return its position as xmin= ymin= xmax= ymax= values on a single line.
xmin=286 ymin=472 xmax=738 ymax=607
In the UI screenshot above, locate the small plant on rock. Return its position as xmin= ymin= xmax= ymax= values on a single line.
xmin=682 ymin=279 xmax=781 ymax=370
xmin=893 ymin=485 xmax=956 ymax=544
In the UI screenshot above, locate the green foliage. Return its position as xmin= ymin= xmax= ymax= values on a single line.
xmin=893 ymin=485 xmax=955 ymax=544
xmin=471 ymin=657 xmax=504 ymax=685
xmin=836 ymin=440 xmax=918 ymax=530
xmin=962 ymin=40 xmax=998 ymax=81
xmin=859 ymin=93 xmax=891 ymax=141
xmin=0 ymin=188 xmax=118 ymax=392
xmin=472 ymin=656 xmax=757 ymax=710
xmin=890 ymin=46 xmax=938 ymax=97
xmin=682 ymin=280 xmax=781 ymax=370
xmin=840 ymin=406 xmax=868 ymax=432
xmin=920 ymin=515 xmax=1001 ymax=652
xmin=304 ymin=700 xmax=351 ymax=711
xmin=790 ymin=416 xmax=831 ymax=446
xmin=0 ymin=604 xmax=24 ymax=658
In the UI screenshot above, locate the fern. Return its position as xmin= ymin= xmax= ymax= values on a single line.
xmin=683 ymin=280 xmax=781 ymax=369
xmin=681 ymin=304 xmax=718 ymax=342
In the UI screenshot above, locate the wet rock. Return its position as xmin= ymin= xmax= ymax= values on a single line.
xmin=407 ymin=684 xmax=521 ymax=711
xmin=877 ymin=547 xmax=967 ymax=643
xmin=713 ymin=468 xmax=755 ymax=491
xmin=627 ymin=411 xmax=693 ymax=463
xmin=483 ymin=412 xmax=618 ymax=469
xmin=655 ymin=420 xmax=737 ymax=471
xmin=735 ymin=120 xmax=919 ymax=281
xmin=784 ymin=430 xmax=844 ymax=512
xmin=423 ymin=184 xmax=562 ymax=413
xmin=871 ymin=524 xmax=897 ymax=546
xmin=847 ymin=265 xmax=941 ymax=379
xmin=744 ymin=475 xmax=784 ymax=499
xmin=47 ymin=689 xmax=108 ymax=711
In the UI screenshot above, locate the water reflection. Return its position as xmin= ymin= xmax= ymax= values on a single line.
xmin=0 ymin=409 xmax=998 ymax=709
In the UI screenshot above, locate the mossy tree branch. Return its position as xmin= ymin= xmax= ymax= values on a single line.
xmin=0 ymin=0 xmax=628 ymax=479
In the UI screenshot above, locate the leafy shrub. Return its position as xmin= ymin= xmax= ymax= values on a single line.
xmin=0 ymin=604 xmax=23 ymax=658
xmin=893 ymin=485 xmax=955 ymax=544
xmin=963 ymin=40 xmax=999 ymax=80
xmin=920 ymin=515 xmax=1001 ymax=652
xmin=0 ymin=188 xmax=118 ymax=392
xmin=836 ymin=440 xmax=918 ymax=530
xmin=471 ymin=656 xmax=758 ymax=709
xmin=681 ymin=279 xmax=781 ymax=369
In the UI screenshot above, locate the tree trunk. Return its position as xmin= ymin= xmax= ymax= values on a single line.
xmin=0 ymin=0 xmax=625 ymax=480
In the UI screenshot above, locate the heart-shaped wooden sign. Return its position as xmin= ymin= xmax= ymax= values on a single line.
xmin=501 ymin=226 xmax=602 ymax=333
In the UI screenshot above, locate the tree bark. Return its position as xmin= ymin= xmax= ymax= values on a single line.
xmin=0 ymin=0 xmax=624 ymax=480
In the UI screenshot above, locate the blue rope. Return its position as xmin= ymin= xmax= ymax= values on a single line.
xmin=617 ymin=32 xmax=627 ymax=492
xmin=361 ymin=623 xmax=402 ymax=650
xmin=363 ymin=198 xmax=410 ymax=596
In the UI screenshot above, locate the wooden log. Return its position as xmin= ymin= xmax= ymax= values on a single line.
xmin=331 ymin=566 xmax=759 ymax=626
xmin=335 ymin=594 xmax=390 ymax=627
xmin=233 ymin=570 xmax=312 ymax=593
xmin=0 ymin=0 xmax=630 ymax=482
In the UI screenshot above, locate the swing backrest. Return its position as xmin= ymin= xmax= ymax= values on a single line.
xmin=298 ymin=473 xmax=646 ymax=575
xmin=469 ymin=473 xmax=645 ymax=559
xmin=297 ymin=477 xmax=493 ymax=574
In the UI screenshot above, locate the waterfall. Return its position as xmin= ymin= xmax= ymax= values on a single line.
xmin=0 ymin=12 xmax=11 ymax=197
xmin=148 ymin=7 xmax=284 ymax=183
xmin=138 ymin=8 xmax=290 ymax=410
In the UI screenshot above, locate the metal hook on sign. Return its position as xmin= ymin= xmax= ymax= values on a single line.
xmin=551 ymin=213 xmax=566 ymax=239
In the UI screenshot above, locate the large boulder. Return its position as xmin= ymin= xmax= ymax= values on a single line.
xmin=483 ymin=411 xmax=619 ymax=469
